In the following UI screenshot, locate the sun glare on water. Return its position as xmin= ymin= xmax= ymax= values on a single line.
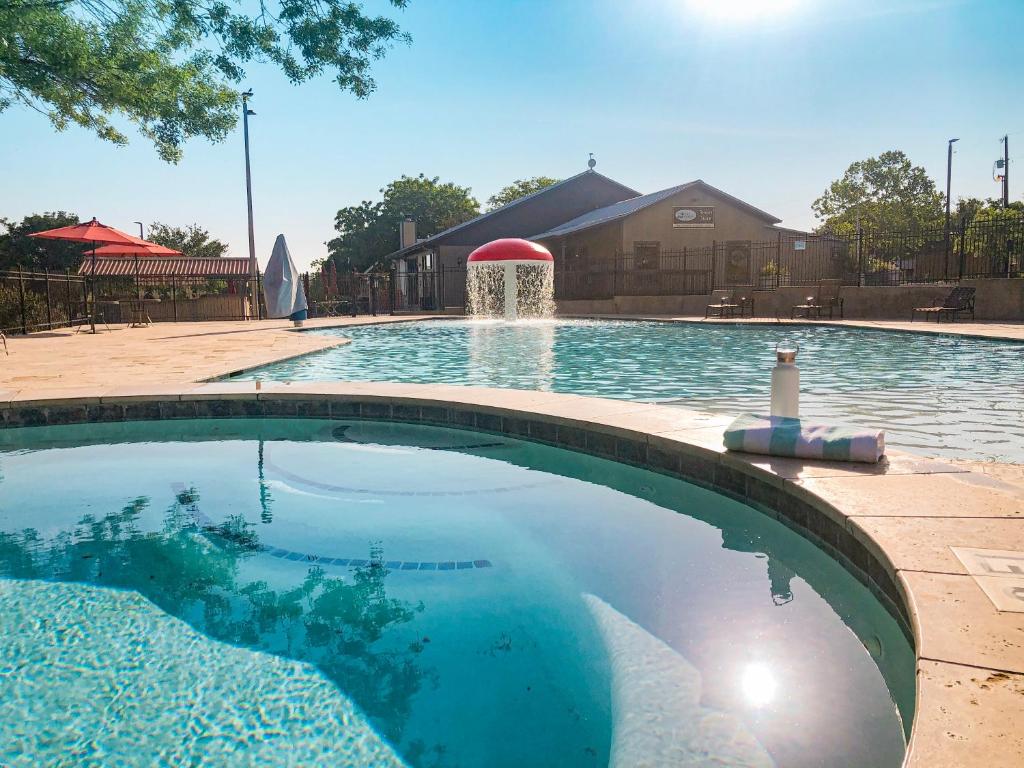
xmin=685 ymin=0 xmax=802 ymax=22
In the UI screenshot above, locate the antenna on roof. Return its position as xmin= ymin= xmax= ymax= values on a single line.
xmin=588 ymin=153 xmax=596 ymax=170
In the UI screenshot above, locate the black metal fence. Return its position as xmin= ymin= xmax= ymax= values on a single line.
xmin=0 ymin=269 xmax=89 ymax=334
xmin=554 ymin=216 xmax=1024 ymax=300
xmin=304 ymin=270 xmax=392 ymax=317
xmin=0 ymin=268 xmax=266 ymax=333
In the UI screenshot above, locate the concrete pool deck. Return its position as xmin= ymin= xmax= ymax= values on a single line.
xmin=0 ymin=316 xmax=1022 ymax=766
xmin=0 ymin=381 xmax=1021 ymax=767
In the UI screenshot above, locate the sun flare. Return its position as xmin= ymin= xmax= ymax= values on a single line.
xmin=685 ymin=0 xmax=802 ymax=22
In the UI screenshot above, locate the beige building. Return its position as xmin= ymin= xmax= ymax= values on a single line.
xmin=533 ymin=180 xmax=791 ymax=271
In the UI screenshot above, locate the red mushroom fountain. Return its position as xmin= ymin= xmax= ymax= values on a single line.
xmin=466 ymin=238 xmax=554 ymax=321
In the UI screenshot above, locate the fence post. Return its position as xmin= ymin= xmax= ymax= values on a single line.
xmin=171 ymin=277 xmax=178 ymax=322
xmin=256 ymin=270 xmax=263 ymax=319
xmin=389 ymin=267 xmax=396 ymax=315
xmin=65 ymin=268 xmax=73 ymax=329
xmin=957 ymin=218 xmax=967 ymax=280
xmin=711 ymin=241 xmax=717 ymax=292
xmin=857 ymin=230 xmax=865 ymax=287
xmin=775 ymin=232 xmax=782 ymax=289
xmin=439 ymin=265 xmax=446 ymax=311
xmin=44 ymin=267 xmax=52 ymax=329
xmin=16 ymin=265 xmax=28 ymax=335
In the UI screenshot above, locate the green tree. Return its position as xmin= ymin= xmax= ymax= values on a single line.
xmin=148 ymin=222 xmax=229 ymax=258
xmin=0 ymin=0 xmax=411 ymax=162
xmin=327 ymin=174 xmax=479 ymax=270
xmin=0 ymin=211 xmax=86 ymax=271
xmin=955 ymin=196 xmax=1024 ymax=226
xmin=485 ymin=176 xmax=560 ymax=211
xmin=813 ymin=150 xmax=944 ymax=234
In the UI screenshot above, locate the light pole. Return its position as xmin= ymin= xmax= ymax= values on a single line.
xmin=134 ymin=222 xmax=143 ymax=238
xmin=242 ymin=89 xmax=260 ymax=319
xmin=944 ymin=138 xmax=959 ymax=279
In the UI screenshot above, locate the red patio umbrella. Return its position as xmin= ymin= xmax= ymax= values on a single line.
xmin=84 ymin=243 xmax=182 ymax=256
xmin=30 ymin=218 xmax=146 ymax=332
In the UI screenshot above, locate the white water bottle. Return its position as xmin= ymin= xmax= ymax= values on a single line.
xmin=770 ymin=343 xmax=800 ymax=418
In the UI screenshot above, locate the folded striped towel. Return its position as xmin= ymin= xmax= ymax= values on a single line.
xmin=723 ymin=413 xmax=885 ymax=463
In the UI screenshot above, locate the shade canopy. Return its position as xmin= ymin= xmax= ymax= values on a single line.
xmin=84 ymin=243 xmax=182 ymax=256
xmin=78 ymin=256 xmax=250 ymax=278
xmin=467 ymin=238 xmax=553 ymax=264
xmin=263 ymin=234 xmax=308 ymax=318
xmin=28 ymin=217 xmax=143 ymax=246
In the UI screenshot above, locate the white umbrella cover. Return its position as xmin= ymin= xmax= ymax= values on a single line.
xmin=263 ymin=234 xmax=308 ymax=319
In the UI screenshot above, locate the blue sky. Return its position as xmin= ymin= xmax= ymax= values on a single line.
xmin=1 ymin=0 xmax=1021 ymax=270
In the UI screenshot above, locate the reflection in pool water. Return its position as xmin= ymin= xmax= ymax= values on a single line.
xmin=236 ymin=319 xmax=1024 ymax=462
xmin=0 ymin=419 xmax=913 ymax=767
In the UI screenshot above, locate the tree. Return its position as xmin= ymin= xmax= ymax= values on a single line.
xmin=327 ymin=174 xmax=479 ymax=270
xmin=0 ymin=1 xmax=411 ymax=162
xmin=812 ymin=151 xmax=944 ymax=234
xmin=485 ymin=176 xmax=560 ymax=211
xmin=955 ymin=196 xmax=1024 ymax=226
xmin=147 ymin=222 xmax=229 ymax=258
xmin=0 ymin=211 xmax=86 ymax=271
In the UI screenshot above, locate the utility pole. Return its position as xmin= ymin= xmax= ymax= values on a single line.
xmin=242 ymin=89 xmax=260 ymax=320
xmin=944 ymin=137 xmax=959 ymax=277
xmin=1002 ymin=134 xmax=1010 ymax=207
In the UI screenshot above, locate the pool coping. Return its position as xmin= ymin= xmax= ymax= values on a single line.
xmin=1 ymin=382 xmax=1022 ymax=767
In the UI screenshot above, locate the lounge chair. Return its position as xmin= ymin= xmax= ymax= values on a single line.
xmin=912 ymin=286 xmax=976 ymax=322
xmin=792 ymin=279 xmax=844 ymax=319
xmin=705 ymin=289 xmax=738 ymax=318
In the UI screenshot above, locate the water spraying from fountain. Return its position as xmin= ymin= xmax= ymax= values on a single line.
xmin=466 ymin=239 xmax=555 ymax=321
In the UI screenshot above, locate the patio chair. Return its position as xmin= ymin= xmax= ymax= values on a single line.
xmin=792 ymin=279 xmax=844 ymax=319
xmin=127 ymin=299 xmax=152 ymax=327
xmin=705 ymin=289 xmax=739 ymax=318
xmin=734 ymin=290 xmax=755 ymax=318
xmin=911 ymin=286 xmax=976 ymax=322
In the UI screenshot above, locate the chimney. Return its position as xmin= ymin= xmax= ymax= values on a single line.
xmin=399 ymin=217 xmax=417 ymax=249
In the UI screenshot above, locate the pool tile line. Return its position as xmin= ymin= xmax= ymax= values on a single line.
xmin=169 ymin=481 xmax=495 ymax=574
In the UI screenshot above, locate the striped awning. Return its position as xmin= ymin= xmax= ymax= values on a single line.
xmin=79 ymin=256 xmax=252 ymax=278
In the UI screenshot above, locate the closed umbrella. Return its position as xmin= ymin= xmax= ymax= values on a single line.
xmin=30 ymin=218 xmax=147 ymax=333
xmin=262 ymin=234 xmax=308 ymax=325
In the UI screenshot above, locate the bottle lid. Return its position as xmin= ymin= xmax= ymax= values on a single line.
xmin=775 ymin=341 xmax=799 ymax=363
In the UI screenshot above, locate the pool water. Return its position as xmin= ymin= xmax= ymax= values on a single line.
xmin=238 ymin=319 xmax=1024 ymax=462
xmin=0 ymin=419 xmax=912 ymax=768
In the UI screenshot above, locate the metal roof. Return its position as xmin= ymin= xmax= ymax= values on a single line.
xmin=386 ymin=170 xmax=641 ymax=260
xmin=529 ymin=180 xmax=782 ymax=240
xmin=79 ymin=256 xmax=251 ymax=278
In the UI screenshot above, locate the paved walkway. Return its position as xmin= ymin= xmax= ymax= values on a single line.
xmin=0 ymin=316 xmax=429 ymax=397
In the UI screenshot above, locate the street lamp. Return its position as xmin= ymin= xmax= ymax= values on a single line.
xmin=944 ymin=137 xmax=959 ymax=279
xmin=133 ymin=221 xmax=143 ymax=238
xmin=242 ymin=88 xmax=260 ymax=319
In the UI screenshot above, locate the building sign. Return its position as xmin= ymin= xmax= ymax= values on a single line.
xmin=673 ymin=206 xmax=714 ymax=228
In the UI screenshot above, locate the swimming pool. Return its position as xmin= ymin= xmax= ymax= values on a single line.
xmin=0 ymin=418 xmax=911 ymax=767
xmin=238 ymin=319 xmax=1024 ymax=462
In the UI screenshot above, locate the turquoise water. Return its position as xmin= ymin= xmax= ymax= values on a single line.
xmin=237 ymin=319 xmax=1024 ymax=462
xmin=0 ymin=419 xmax=912 ymax=767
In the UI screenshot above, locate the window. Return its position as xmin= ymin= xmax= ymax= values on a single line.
xmin=633 ymin=241 xmax=660 ymax=269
